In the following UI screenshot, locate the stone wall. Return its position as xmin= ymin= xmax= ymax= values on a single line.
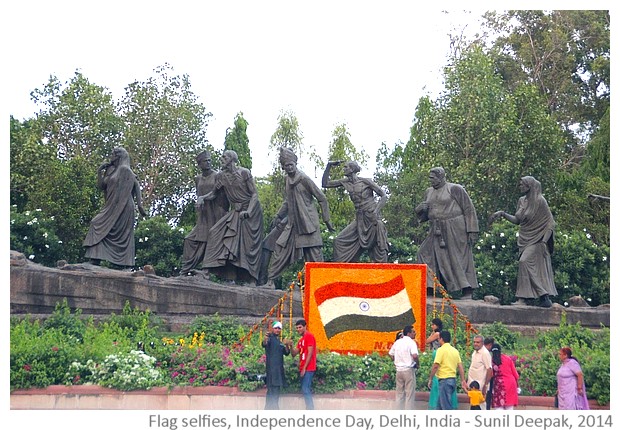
xmin=10 ymin=251 xmax=302 ymax=330
xmin=10 ymin=251 xmax=610 ymax=331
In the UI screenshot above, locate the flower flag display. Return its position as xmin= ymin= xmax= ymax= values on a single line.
xmin=304 ymin=262 xmax=426 ymax=355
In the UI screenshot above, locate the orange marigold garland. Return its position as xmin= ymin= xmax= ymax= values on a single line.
xmin=234 ymin=268 xmax=307 ymax=347
xmin=298 ymin=271 xmax=305 ymax=314
xmin=289 ymin=281 xmax=294 ymax=335
xmin=427 ymin=268 xmax=478 ymax=348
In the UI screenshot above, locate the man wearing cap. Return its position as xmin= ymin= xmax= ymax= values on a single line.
xmin=388 ymin=325 xmax=419 ymax=409
xmin=264 ymin=147 xmax=334 ymax=287
xmin=262 ymin=320 xmax=290 ymax=409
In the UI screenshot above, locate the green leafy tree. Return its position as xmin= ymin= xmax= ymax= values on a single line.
xmin=119 ymin=63 xmax=212 ymax=221
xmin=483 ymin=10 xmax=610 ymax=159
xmin=29 ymin=70 xmax=123 ymax=161
xmin=223 ymin=112 xmax=252 ymax=169
xmin=380 ymin=45 xmax=564 ymax=243
xmin=553 ymin=108 xmax=610 ymax=246
xmin=268 ymin=109 xmax=304 ymax=165
xmin=10 ymin=116 xmax=56 ymax=210
xmin=10 ymin=115 xmax=104 ymax=262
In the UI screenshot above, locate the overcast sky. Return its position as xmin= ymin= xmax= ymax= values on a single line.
xmin=4 ymin=2 xmax=492 ymax=178
xmin=6 ymin=2 xmax=611 ymax=179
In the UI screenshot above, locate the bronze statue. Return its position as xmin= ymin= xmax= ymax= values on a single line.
xmin=415 ymin=167 xmax=478 ymax=296
xmin=322 ymin=160 xmax=388 ymax=262
xmin=199 ymin=150 xmax=264 ymax=285
xmin=489 ymin=176 xmax=558 ymax=307
xmin=179 ymin=150 xmax=229 ymax=276
xmin=263 ymin=148 xmax=334 ymax=287
xmin=257 ymin=215 xmax=288 ymax=286
xmin=83 ymin=147 xmax=147 ymax=268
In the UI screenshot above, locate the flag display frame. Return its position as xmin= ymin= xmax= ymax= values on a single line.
xmin=304 ymin=262 xmax=427 ymax=355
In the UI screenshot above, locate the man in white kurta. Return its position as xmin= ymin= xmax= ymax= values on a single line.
xmin=468 ymin=335 xmax=493 ymax=409
xmin=389 ymin=325 xmax=419 ymax=409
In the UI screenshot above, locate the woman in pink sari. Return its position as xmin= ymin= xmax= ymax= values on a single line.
xmin=490 ymin=343 xmax=520 ymax=409
xmin=556 ymin=347 xmax=589 ymax=410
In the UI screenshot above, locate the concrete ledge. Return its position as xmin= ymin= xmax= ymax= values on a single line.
xmin=10 ymin=385 xmax=609 ymax=410
xmin=10 ymin=256 xmax=609 ymax=331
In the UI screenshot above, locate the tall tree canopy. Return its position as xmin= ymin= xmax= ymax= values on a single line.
xmin=379 ymin=45 xmax=564 ymax=235
xmin=119 ymin=63 xmax=212 ymax=221
xmin=483 ymin=10 xmax=610 ymax=166
xmin=29 ymin=70 xmax=123 ymax=161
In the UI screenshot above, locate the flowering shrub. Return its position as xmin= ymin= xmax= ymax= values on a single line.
xmin=10 ymin=302 xmax=609 ymax=404
xmin=67 ymin=350 xmax=162 ymax=390
xmin=10 ymin=206 xmax=64 ymax=267
xmin=473 ymin=223 xmax=520 ymax=304
xmin=553 ymin=229 xmax=610 ymax=306
xmin=290 ymin=352 xmax=394 ymax=394
xmin=474 ymin=223 xmax=610 ymax=306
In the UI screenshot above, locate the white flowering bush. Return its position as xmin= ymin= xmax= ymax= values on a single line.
xmin=474 ymin=223 xmax=610 ymax=306
xmin=552 ymin=228 xmax=610 ymax=306
xmin=10 ymin=206 xmax=64 ymax=266
xmin=67 ymin=350 xmax=162 ymax=391
xmin=473 ymin=223 xmax=520 ymax=304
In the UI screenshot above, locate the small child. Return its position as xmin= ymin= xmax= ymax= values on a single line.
xmin=468 ymin=380 xmax=485 ymax=410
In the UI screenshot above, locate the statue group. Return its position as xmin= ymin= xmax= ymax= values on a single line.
xmin=84 ymin=147 xmax=557 ymax=306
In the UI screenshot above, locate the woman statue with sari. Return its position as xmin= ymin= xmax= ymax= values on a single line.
xmin=489 ymin=176 xmax=558 ymax=307
xmin=83 ymin=147 xmax=147 ymax=269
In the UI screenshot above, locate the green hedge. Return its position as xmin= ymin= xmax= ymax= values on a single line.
xmin=9 ymin=302 xmax=610 ymax=405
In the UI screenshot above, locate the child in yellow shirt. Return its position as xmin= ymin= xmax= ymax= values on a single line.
xmin=468 ymin=381 xmax=485 ymax=410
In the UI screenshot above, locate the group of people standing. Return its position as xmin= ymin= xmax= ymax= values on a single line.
xmin=383 ymin=317 xmax=588 ymax=411
xmin=261 ymin=313 xmax=590 ymax=411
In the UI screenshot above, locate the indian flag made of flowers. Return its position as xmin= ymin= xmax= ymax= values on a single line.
xmin=304 ymin=262 xmax=426 ymax=355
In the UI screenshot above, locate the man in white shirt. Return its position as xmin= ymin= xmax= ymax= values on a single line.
xmin=468 ymin=335 xmax=493 ymax=409
xmin=388 ymin=325 xmax=419 ymax=409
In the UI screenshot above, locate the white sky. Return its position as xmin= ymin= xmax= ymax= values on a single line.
xmin=3 ymin=2 xmax=490 ymax=178
xmin=5 ymin=2 xmax=612 ymax=178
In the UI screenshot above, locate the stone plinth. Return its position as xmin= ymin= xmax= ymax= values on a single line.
xmin=10 ymin=251 xmax=610 ymax=331
xmin=10 ymin=385 xmax=609 ymax=410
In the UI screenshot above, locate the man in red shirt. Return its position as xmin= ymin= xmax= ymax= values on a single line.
xmin=286 ymin=319 xmax=316 ymax=409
